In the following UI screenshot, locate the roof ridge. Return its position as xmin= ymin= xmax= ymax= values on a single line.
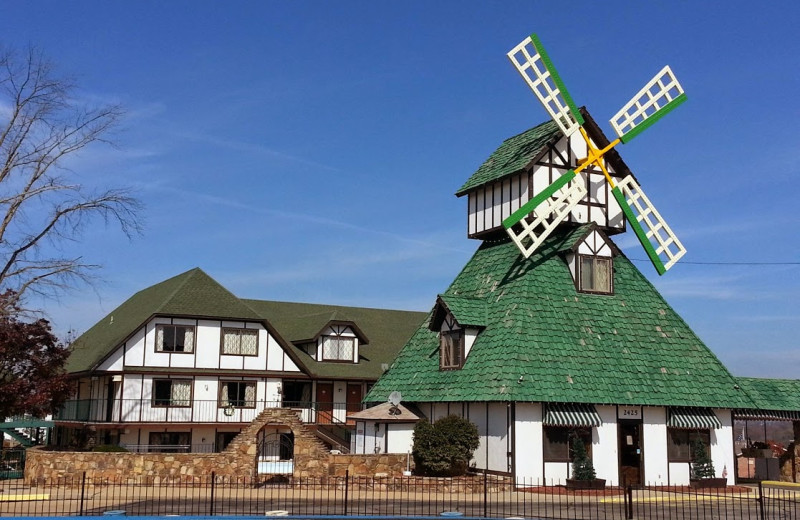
xmin=240 ymin=298 xmax=426 ymax=314
xmin=152 ymin=267 xmax=206 ymax=314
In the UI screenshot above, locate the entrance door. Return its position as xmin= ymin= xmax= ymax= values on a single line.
xmin=346 ymin=384 xmax=362 ymax=425
xmin=619 ymin=420 xmax=643 ymax=486
xmin=316 ymin=383 xmax=333 ymax=424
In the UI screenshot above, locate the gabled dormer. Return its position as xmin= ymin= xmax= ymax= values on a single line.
xmin=297 ymin=321 xmax=368 ymax=364
xmin=430 ymin=295 xmax=487 ymax=370
xmin=557 ymin=223 xmax=621 ymax=295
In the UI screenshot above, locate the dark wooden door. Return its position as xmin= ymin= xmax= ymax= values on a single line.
xmin=316 ymin=383 xmax=333 ymax=424
xmin=346 ymin=384 xmax=362 ymax=425
xmin=619 ymin=420 xmax=643 ymax=486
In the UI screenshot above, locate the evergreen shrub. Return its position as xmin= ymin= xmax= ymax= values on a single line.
xmin=412 ymin=415 xmax=479 ymax=476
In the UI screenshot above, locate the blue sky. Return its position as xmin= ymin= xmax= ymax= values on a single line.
xmin=3 ymin=1 xmax=798 ymax=377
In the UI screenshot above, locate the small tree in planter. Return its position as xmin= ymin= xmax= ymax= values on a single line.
xmin=690 ymin=438 xmax=726 ymax=488
xmin=566 ymin=435 xmax=605 ymax=489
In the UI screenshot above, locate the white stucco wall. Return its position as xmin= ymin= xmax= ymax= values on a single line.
xmin=643 ymin=406 xmax=669 ymax=485
xmin=513 ymin=403 xmax=543 ymax=483
xmin=595 ymin=405 xmax=619 ymax=485
xmin=712 ymin=409 xmax=735 ymax=485
xmin=386 ymin=423 xmax=415 ymax=454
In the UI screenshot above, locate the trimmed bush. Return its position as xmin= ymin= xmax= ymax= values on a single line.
xmin=412 ymin=415 xmax=479 ymax=476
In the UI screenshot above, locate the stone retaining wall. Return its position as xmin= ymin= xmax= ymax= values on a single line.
xmin=328 ymin=453 xmax=410 ymax=477
xmin=26 ymin=409 xmax=414 ymax=483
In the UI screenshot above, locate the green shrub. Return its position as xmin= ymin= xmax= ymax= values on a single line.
xmin=691 ymin=438 xmax=715 ymax=479
xmin=570 ymin=436 xmax=596 ymax=481
xmin=91 ymin=444 xmax=129 ymax=452
xmin=412 ymin=415 xmax=479 ymax=476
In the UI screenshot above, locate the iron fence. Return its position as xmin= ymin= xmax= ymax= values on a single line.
xmin=2 ymin=473 xmax=798 ymax=519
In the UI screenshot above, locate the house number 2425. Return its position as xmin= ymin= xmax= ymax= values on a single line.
xmin=619 ymin=407 xmax=640 ymax=418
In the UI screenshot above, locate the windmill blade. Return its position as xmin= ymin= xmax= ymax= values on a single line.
xmin=610 ymin=66 xmax=687 ymax=144
xmin=504 ymin=172 xmax=587 ymax=258
xmin=612 ymin=175 xmax=686 ymax=275
xmin=508 ymin=34 xmax=584 ymax=137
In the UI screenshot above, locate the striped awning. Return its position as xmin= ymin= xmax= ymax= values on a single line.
xmin=734 ymin=409 xmax=800 ymax=421
xmin=544 ymin=403 xmax=602 ymax=428
xmin=668 ymin=407 xmax=721 ymax=429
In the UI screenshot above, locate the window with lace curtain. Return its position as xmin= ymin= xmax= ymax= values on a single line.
xmin=219 ymin=381 xmax=256 ymax=408
xmin=152 ymin=379 xmax=192 ymax=407
xmin=440 ymin=329 xmax=464 ymax=370
xmin=321 ymin=334 xmax=355 ymax=361
xmin=222 ymin=328 xmax=258 ymax=355
xmin=578 ymin=255 xmax=613 ymax=294
xmin=156 ymin=324 xmax=195 ymax=353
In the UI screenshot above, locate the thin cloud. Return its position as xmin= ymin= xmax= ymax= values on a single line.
xmin=154 ymin=185 xmax=472 ymax=254
xmin=170 ymin=129 xmax=341 ymax=173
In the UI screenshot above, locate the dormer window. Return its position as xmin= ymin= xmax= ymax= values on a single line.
xmin=440 ymin=329 xmax=464 ymax=370
xmin=578 ymin=255 xmax=612 ymax=294
xmin=322 ymin=333 xmax=355 ymax=362
xmin=561 ymin=225 xmax=618 ymax=295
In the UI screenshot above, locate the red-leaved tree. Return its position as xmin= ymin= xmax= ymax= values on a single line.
xmin=0 ymin=291 xmax=72 ymax=419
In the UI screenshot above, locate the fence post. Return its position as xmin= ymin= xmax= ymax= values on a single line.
xmin=344 ymin=470 xmax=349 ymax=516
xmin=79 ymin=471 xmax=86 ymax=516
xmin=758 ymin=480 xmax=765 ymax=520
xmin=209 ymin=472 xmax=216 ymax=516
xmin=626 ymin=483 xmax=633 ymax=520
xmin=483 ymin=471 xmax=488 ymax=518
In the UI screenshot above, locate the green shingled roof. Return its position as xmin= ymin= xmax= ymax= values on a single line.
xmin=243 ymin=300 xmax=426 ymax=380
xmin=455 ymin=120 xmax=561 ymax=196
xmin=736 ymin=377 xmax=800 ymax=412
xmin=67 ymin=268 xmax=426 ymax=381
xmin=67 ymin=268 xmax=261 ymax=373
xmin=367 ymin=230 xmax=751 ymax=408
xmin=437 ymin=294 xmax=487 ymax=328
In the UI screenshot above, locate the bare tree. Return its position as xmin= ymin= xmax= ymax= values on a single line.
xmin=0 ymin=46 xmax=141 ymax=314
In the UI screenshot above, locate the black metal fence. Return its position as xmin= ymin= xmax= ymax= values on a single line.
xmin=2 ymin=473 xmax=798 ymax=519
xmin=0 ymin=448 xmax=25 ymax=480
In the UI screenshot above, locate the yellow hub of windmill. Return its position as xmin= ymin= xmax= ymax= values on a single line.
xmin=574 ymin=127 xmax=621 ymax=189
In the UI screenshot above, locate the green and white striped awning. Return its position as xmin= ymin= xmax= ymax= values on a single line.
xmin=734 ymin=409 xmax=800 ymax=421
xmin=668 ymin=407 xmax=721 ymax=429
xmin=544 ymin=403 xmax=602 ymax=428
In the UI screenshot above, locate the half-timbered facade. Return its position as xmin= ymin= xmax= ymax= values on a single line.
xmin=55 ymin=268 xmax=426 ymax=454
xmin=364 ymin=113 xmax=759 ymax=486
xmin=458 ymin=110 xmax=629 ymax=239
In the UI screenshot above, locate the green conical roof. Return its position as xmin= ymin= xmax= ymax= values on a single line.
xmin=368 ymin=229 xmax=751 ymax=408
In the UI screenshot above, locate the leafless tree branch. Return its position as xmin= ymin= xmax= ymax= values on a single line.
xmin=0 ymin=45 xmax=141 ymax=313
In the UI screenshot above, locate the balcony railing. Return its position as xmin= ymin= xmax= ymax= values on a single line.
xmin=54 ymin=399 xmax=363 ymax=425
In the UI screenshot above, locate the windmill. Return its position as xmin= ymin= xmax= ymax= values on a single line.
xmin=503 ymin=34 xmax=687 ymax=275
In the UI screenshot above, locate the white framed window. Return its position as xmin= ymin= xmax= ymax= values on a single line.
xmin=222 ymin=327 xmax=258 ymax=355
xmin=219 ymin=381 xmax=256 ymax=408
xmin=152 ymin=379 xmax=192 ymax=407
xmin=322 ymin=335 xmax=355 ymax=361
xmin=440 ymin=329 xmax=464 ymax=370
xmin=578 ymin=255 xmax=613 ymax=294
xmin=156 ymin=324 xmax=195 ymax=353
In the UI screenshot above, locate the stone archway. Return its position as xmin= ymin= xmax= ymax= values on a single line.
xmin=222 ymin=407 xmax=331 ymax=477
